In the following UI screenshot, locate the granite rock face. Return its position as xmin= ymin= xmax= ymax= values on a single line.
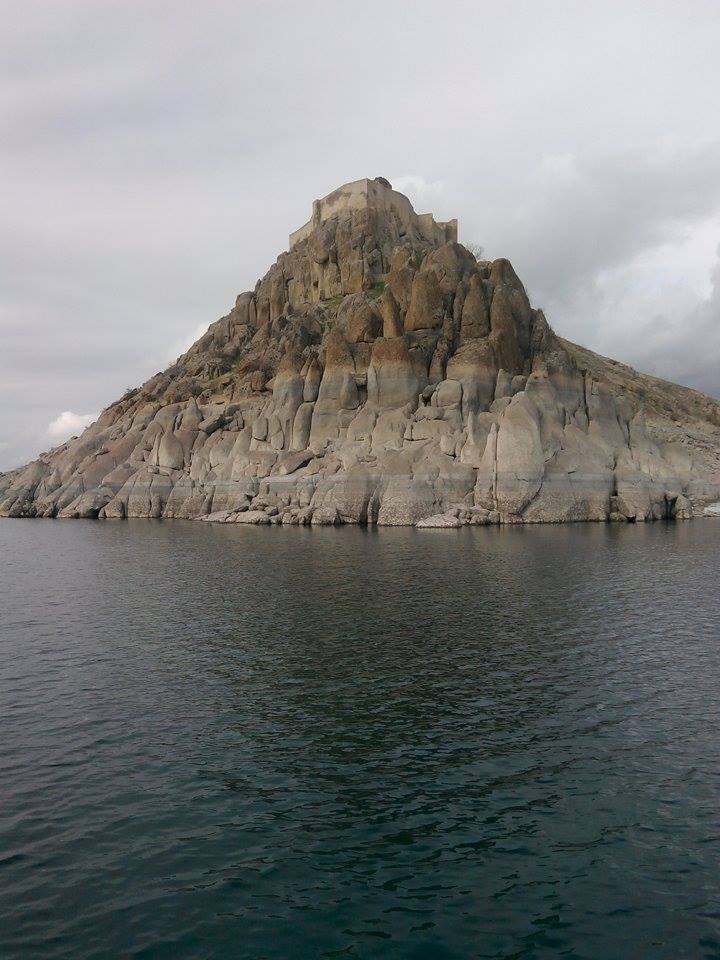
xmin=3 ymin=176 xmax=720 ymax=526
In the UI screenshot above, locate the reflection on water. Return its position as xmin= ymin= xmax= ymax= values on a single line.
xmin=1 ymin=520 xmax=719 ymax=959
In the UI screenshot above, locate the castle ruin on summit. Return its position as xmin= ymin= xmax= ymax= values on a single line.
xmin=289 ymin=177 xmax=458 ymax=250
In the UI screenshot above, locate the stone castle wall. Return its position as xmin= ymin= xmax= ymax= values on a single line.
xmin=289 ymin=177 xmax=457 ymax=249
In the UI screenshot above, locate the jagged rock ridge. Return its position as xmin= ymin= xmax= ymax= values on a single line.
xmin=3 ymin=176 xmax=720 ymax=526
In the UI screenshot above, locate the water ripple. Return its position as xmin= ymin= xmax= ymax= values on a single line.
xmin=1 ymin=520 xmax=720 ymax=958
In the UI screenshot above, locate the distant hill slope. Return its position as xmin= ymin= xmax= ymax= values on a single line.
xmin=562 ymin=339 xmax=720 ymax=478
xmin=2 ymin=177 xmax=719 ymax=525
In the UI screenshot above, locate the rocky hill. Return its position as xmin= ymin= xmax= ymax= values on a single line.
xmin=2 ymin=176 xmax=720 ymax=526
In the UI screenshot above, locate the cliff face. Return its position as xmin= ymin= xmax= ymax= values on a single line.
xmin=3 ymin=177 xmax=720 ymax=526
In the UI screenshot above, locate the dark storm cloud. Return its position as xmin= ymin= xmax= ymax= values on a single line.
xmin=2 ymin=0 xmax=720 ymax=468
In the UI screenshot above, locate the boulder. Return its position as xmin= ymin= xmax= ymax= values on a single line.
xmin=460 ymin=273 xmax=490 ymax=341
xmin=233 ymin=510 xmax=271 ymax=524
xmin=404 ymin=270 xmax=444 ymax=331
xmin=416 ymin=513 xmax=463 ymax=528
xmin=377 ymin=476 xmax=436 ymax=526
xmin=367 ymin=337 xmax=423 ymax=409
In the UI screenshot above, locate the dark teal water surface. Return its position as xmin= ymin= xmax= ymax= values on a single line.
xmin=1 ymin=519 xmax=720 ymax=959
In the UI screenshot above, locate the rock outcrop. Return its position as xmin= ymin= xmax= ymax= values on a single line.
xmin=3 ymin=176 xmax=720 ymax=526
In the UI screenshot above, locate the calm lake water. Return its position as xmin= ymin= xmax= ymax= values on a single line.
xmin=1 ymin=519 xmax=720 ymax=959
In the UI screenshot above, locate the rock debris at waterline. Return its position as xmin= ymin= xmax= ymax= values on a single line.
xmin=3 ymin=176 xmax=720 ymax=527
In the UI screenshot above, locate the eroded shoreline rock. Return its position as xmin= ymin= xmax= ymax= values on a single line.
xmin=2 ymin=176 xmax=720 ymax=527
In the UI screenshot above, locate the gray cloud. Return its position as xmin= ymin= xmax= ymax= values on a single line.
xmin=2 ymin=0 xmax=720 ymax=469
xmin=622 ymin=249 xmax=720 ymax=395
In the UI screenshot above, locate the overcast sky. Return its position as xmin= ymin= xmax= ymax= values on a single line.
xmin=2 ymin=0 xmax=720 ymax=470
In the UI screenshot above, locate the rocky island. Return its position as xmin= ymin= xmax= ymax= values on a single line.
xmin=2 ymin=177 xmax=720 ymax=526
